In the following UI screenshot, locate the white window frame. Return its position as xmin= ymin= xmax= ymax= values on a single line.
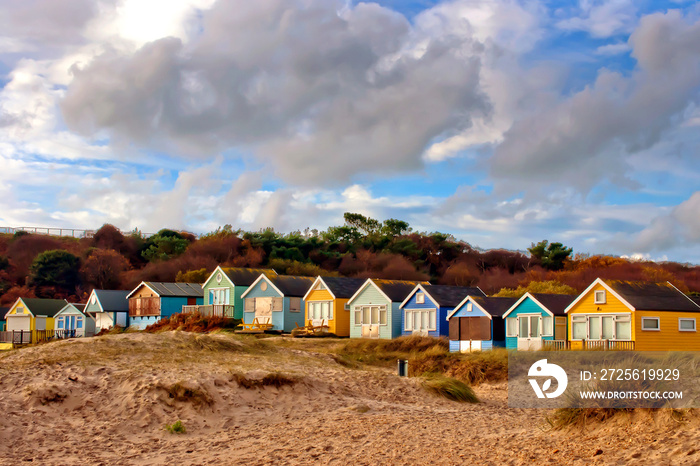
xmin=679 ymin=318 xmax=696 ymax=332
xmin=353 ymin=306 xmax=361 ymax=326
xmin=210 ymin=287 xmax=230 ymax=305
xmin=466 ymin=302 xmax=473 ymax=312
xmin=506 ymin=317 xmax=517 ymax=337
xmin=594 ymin=290 xmax=606 ymax=304
xmin=542 ymin=316 xmax=553 ymax=337
xmin=570 ymin=314 xmax=632 ymax=340
xmin=641 ymin=317 xmax=660 ymax=331
xmin=405 ymin=309 xmax=436 ymax=331
xmin=416 ymin=293 xmax=425 ymax=304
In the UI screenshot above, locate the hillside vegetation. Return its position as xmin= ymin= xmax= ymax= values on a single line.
xmin=1 ymin=213 xmax=698 ymax=305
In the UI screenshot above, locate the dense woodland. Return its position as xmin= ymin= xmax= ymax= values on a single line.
xmin=1 ymin=213 xmax=699 ymax=306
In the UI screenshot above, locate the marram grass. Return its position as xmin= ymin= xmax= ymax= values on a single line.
xmin=420 ymin=373 xmax=479 ymax=403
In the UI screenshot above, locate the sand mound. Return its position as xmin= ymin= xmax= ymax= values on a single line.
xmin=0 ymin=332 xmax=698 ymax=465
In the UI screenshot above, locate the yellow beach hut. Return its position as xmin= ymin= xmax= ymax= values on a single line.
xmin=4 ymin=298 xmax=68 ymax=344
xmin=565 ymin=278 xmax=700 ymax=351
xmin=302 ymin=276 xmax=366 ymax=336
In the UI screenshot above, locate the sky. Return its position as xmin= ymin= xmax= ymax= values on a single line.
xmin=1 ymin=0 xmax=699 ymax=263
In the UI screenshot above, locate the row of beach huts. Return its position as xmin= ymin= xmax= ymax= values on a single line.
xmin=1 ymin=266 xmax=700 ymax=352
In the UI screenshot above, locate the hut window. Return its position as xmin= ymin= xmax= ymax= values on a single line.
xmin=679 ymin=318 xmax=696 ymax=332
xmin=354 ymin=308 xmax=361 ymax=326
xmin=506 ymin=318 xmax=517 ymax=337
xmin=572 ymin=315 xmax=587 ymax=340
xmin=405 ymin=311 xmax=413 ymax=331
xmin=615 ymin=316 xmax=631 ymax=340
xmin=57 ymin=317 xmax=64 ymax=329
xmin=542 ymin=316 xmax=553 ymax=337
xmin=379 ymin=307 xmax=387 ymax=325
xmin=273 ymin=297 xmax=284 ymax=312
xmin=289 ymin=298 xmax=302 ymax=313
xmin=466 ymin=302 xmax=473 ymax=312
xmin=344 ymin=303 xmax=350 ymax=311
xmin=77 ymin=318 xmax=83 ymax=329
xmin=594 ymin=290 xmax=606 ymax=304
xmin=244 ymin=298 xmax=255 ymax=312
xmin=416 ymin=293 xmax=425 ymax=304
xmin=642 ymin=317 xmax=660 ymax=331
xmin=428 ymin=310 xmax=436 ymax=330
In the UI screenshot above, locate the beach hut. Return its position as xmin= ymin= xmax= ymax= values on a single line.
xmin=399 ymin=284 xmax=486 ymax=337
xmin=5 ymin=298 xmax=67 ymax=333
xmin=240 ymin=275 xmax=315 ymax=332
xmin=126 ymin=282 xmax=203 ymax=330
xmin=55 ymin=303 xmax=95 ymax=338
xmin=302 ymin=276 xmax=366 ymax=336
xmin=4 ymin=298 xmax=67 ymax=344
xmin=447 ymin=296 xmax=517 ymax=352
xmin=84 ymin=289 xmax=130 ymax=332
xmin=565 ymin=278 xmax=700 ymax=351
xmin=347 ymin=279 xmax=430 ymax=339
xmin=187 ymin=267 xmax=278 ymax=319
xmin=502 ymin=293 xmax=575 ymax=350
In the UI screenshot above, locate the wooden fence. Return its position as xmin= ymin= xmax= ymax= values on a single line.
xmin=582 ymin=340 xmax=635 ymax=351
xmin=0 ymin=330 xmax=54 ymax=345
xmin=0 ymin=329 xmax=96 ymax=346
xmin=181 ymin=304 xmax=235 ymax=319
xmin=542 ymin=340 xmax=569 ymax=350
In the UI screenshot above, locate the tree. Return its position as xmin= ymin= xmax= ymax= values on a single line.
xmin=382 ymin=218 xmax=410 ymax=237
xmin=29 ymin=250 xmax=80 ymax=296
xmin=343 ymin=212 xmax=381 ymax=235
xmin=141 ymin=230 xmax=189 ymax=262
xmin=80 ymin=249 xmax=130 ymax=289
xmin=175 ymin=268 xmax=209 ymax=283
xmin=527 ymin=240 xmax=573 ymax=271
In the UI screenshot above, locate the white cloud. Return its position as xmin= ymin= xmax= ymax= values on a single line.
xmin=595 ymin=41 xmax=631 ymax=55
xmin=556 ymin=0 xmax=637 ymax=38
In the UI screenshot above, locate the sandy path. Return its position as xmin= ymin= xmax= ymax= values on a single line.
xmin=0 ymin=333 xmax=698 ymax=465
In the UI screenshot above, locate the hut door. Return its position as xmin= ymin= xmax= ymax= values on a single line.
xmin=255 ymin=298 xmax=272 ymax=324
xmin=361 ymin=306 xmax=379 ymax=338
xmin=517 ymin=315 xmax=541 ymax=351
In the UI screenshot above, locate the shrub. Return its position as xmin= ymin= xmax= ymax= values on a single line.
xmin=165 ymin=420 xmax=186 ymax=434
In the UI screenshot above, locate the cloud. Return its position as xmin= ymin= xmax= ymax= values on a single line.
xmin=59 ymin=0 xmax=495 ymax=185
xmin=491 ymin=10 xmax=700 ymax=192
xmin=595 ymin=42 xmax=631 ymax=55
xmin=633 ymin=191 xmax=700 ymax=252
xmin=0 ymin=0 xmax=106 ymax=56
xmin=556 ymin=0 xmax=637 ymax=38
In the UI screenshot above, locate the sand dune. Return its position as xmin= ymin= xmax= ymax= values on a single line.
xmin=0 ymin=332 xmax=698 ymax=465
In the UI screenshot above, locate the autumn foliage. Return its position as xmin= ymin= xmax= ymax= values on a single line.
xmin=0 ymin=217 xmax=699 ymax=306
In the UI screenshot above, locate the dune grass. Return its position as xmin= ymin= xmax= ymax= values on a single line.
xmin=145 ymin=313 xmax=242 ymax=333
xmin=230 ymin=372 xmax=297 ymax=389
xmin=409 ymin=348 xmax=509 ymax=385
xmin=421 ymin=373 xmax=479 ymax=403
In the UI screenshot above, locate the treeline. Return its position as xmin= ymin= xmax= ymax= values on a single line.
xmin=0 ymin=214 xmax=698 ymax=305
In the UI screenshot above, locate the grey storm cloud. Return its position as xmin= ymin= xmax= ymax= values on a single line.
xmin=491 ymin=10 xmax=700 ymax=191
xmin=60 ymin=0 xmax=490 ymax=185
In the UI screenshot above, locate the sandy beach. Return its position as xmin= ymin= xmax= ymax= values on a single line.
xmin=0 ymin=332 xmax=698 ymax=465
